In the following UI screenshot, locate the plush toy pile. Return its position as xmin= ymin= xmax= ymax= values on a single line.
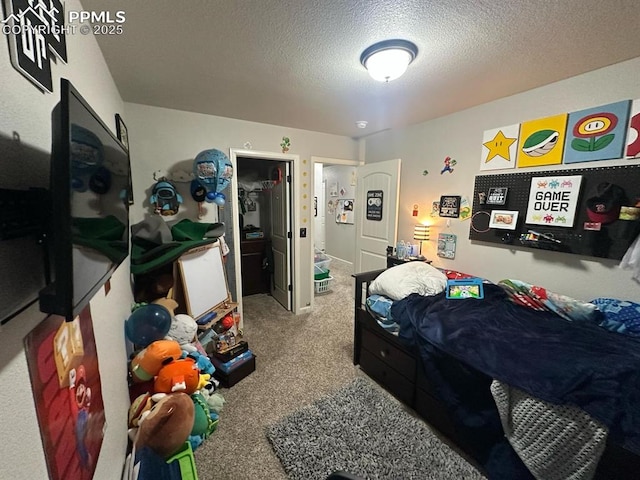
xmin=125 ymin=299 xmax=226 ymax=459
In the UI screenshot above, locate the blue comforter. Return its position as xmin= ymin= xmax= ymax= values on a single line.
xmin=392 ymin=283 xmax=640 ymax=455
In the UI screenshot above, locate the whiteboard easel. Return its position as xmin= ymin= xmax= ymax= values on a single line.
xmin=177 ymin=244 xmax=229 ymax=319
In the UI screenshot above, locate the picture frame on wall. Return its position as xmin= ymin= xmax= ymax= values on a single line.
xmin=115 ymin=113 xmax=129 ymax=151
xmin=115 ymin=113 xmax=134 ymax=205
xmin=489 ymin=210 xmax=519 ymax=230
xmin=439 ymin=195 xmax=461 ymax=218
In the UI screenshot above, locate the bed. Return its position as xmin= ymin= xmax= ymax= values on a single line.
xmin=352 ymin=263 xmax=640 ymax=480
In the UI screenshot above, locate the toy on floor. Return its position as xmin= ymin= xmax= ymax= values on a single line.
xmin=166 ymin=313 xmax=199 ymax=353
xmin=130 ymin=339 xmax=182 ymax=383
xmin=125 ymin=303 xmax=173 ymax=347
xmin=133 ymin=392 xmax=194 ymax=458
xmin=187 ymin=350 xmax=215 ymax=377
xmin=188 ymin=391 xmax=220 ymax=450
xmin=154 ymin=357 xmax=200 ymax=395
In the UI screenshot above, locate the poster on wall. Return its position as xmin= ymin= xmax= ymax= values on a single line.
xmin=626 ymin=98 xmax=640 ymax=158
xmin=439 ymin=195 xmax=461 ymax=218
xmin=525 ymin=175 xmax=583 ymax=227
xmin=336 ymin=199 xmax=354 ymax=224
xmin=517 ymin=114 xmax=568 ymax=168
xmin=480 ymin=124 xmax=519 ymax=171
xmin=366 ymin=190 xmax=383 ymax=221
xmin=437 ymin=233 xmax=457 ymax=259
xmin=563 ymin=100 xmax=631 ymax=164
xmin=24 ymin=305 xmax=106 ymax=480
xmin=3 ymin=0 xmax=68 ymax=93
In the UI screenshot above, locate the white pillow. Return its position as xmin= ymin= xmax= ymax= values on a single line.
xmin=370 ymin=262 xmax=447 ymax=300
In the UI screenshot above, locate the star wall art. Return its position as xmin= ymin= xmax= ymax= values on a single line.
xmin=480 ymin=124 xmax=519 ymax=171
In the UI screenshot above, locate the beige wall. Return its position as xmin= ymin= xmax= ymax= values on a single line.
xmin=364 ymin=57 xmax=640 ymax=301
xmin=0 ymin=1 xmax=132 ymax=478
xmin=323 ymin=164 xmax=357 ymax=263
xmin=123 ymin=102 xmax=358 ymax=310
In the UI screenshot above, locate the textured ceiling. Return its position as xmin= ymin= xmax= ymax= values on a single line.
xmin=81 ymin=0 xmax=640 ymax=138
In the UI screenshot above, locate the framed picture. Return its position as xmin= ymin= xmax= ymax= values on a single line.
xmin=115 ymin=113 xmax=129 ymax=151
xmin=115 ymin=114 xmax=134 ymax=205
xmin=439 ymin=195 xmax=461 ymax=218
xmin=486 ymin=187 xmax=508 ymax=205
xmin=489 ymin=210 xmax=519 ymax=230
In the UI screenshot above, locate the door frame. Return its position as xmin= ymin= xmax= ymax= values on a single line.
xmin=229 ymin=149 xmax=299 ymax=322
xmin=310 ymin=156 xmax=362 ymax=310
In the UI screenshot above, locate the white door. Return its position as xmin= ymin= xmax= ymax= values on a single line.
xmin=317 ymin=179 xmax=326 ymax=251
xmin=270 ymin=162 xmax=291 ymax=309
xmin=354 ymin=159 xmax=401 ymax=273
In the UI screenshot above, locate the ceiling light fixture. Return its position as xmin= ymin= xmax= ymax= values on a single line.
xmin=360 ymin=39 xmax=418 ymax=82
xmin=355 ymin=120 xmax=368 ymax=129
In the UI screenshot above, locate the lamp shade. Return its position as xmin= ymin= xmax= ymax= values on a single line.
xmin=413 ymin=224 xmax=430 ymax=241
xmin=360 ymin=39 xmax=418 ymax=82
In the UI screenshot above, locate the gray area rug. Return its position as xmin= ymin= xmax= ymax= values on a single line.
xmin=266 ymin=377 xmax=485 ymax=480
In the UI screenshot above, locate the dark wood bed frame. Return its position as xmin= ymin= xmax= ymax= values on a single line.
xmin=353 ymin=269 xmax=640 ymax=480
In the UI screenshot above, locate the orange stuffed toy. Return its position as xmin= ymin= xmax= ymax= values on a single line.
xmin=154 ymin=357 xmax=200 ymax=395
xmin=130 ymin=339 xmax=182 ymax=383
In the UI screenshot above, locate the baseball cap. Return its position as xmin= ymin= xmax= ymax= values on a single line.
xmin=586 ymin=183 xmax=625 ymax=224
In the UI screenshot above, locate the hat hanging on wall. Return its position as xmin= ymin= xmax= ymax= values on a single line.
xmin=586 ymin=182 xmax=625 ymax=224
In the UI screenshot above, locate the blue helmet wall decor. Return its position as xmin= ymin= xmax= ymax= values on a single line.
xmin=151 ymin=178 xmax=183 ymax=216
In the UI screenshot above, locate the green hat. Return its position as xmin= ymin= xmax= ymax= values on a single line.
xmin=130 ymin=217 xmax=225 ymax=275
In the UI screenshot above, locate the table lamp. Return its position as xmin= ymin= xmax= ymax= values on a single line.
xmin=413 ymin=224 xmax=430 ymax=259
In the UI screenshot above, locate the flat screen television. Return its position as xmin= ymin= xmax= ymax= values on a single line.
xmin=39 ymin=78 xmax=131 ymax=321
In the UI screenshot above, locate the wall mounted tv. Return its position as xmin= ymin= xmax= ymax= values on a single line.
xmin=39 ymin=78 xmax=131 ymax=321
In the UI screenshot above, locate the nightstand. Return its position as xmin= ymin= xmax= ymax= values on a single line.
xmin=386 ymin=256 xmax=432 ymax=268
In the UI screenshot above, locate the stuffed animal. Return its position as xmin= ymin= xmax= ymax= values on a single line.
xmin=200 ymin=385 xmax=225 ymax=414
xmin=134 ymin=392 xmax=194 ymax=458
xmin=130 ymin=339 xmax=182 ymax=383
xmin=153 ymin=297 xmax=179 ymax=316
xmin=188 ymin=391 xmax=219 ymax=451
xmin=187 ymin=350 xmax=215 ymax=377
xmin=166 ymin=313 xmax=199 ymax=353
xmin=154 ymin=357 xmax=200 ymax=395
xmin=129 ymin=392 xmax=152 ymax=428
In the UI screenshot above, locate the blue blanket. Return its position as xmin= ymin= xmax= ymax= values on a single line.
xmin=392 ymin=283 xmax=640 ymax=455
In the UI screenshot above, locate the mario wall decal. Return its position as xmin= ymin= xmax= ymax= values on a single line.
xmin=441 ymin=156 xmax=457 ymax=174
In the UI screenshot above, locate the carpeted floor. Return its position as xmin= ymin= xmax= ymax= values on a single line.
xmin=193 ymin=257 xmax=482 ymax=480
xmin=194 ymin=256 xmax=361 ymax=480
xmin=266 ymin=376 xmax=484 ymax=480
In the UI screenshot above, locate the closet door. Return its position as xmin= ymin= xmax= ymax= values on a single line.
xmin=270 ymin=162 xmax=291 ymax=309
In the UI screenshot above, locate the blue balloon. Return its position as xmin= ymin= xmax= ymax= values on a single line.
xmin=213 ymin=192 xmax=226 ymax=206
xmin=125 ymin=304 xmax=172 ymax=346
xmin=205 ymin=191 xmax=217 ymax=203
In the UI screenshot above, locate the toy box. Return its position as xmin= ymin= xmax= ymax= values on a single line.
xmin=211 ymin=352 xmax=256 ymax=388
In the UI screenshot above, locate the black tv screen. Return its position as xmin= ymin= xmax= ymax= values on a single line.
xmin=39 ymin=78 xmax=130 ymax=320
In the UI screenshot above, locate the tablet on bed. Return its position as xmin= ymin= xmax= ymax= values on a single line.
xmin=446 ymin=278 xmax=484 ymax=299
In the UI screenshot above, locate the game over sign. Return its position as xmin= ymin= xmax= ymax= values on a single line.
xmin=525 ymin=175 xmax=582 ymax=227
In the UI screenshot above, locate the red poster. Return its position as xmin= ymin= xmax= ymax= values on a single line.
xmin=24 ymin=305 xmax=106 ymax=480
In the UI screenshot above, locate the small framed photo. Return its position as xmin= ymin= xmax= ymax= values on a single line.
xmin=489 ymin=210 xmax=519 ymax=230
xmin=115 ymin=113 xmax=129 ymax=151
xmin=486 ymin=187 xmax=508 ymax=205
xmin=439 ymin=195 xmax=461 ymax=218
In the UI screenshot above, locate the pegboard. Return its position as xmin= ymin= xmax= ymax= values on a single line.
xmin=469 ymin=165 xmax=640 ymax=260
